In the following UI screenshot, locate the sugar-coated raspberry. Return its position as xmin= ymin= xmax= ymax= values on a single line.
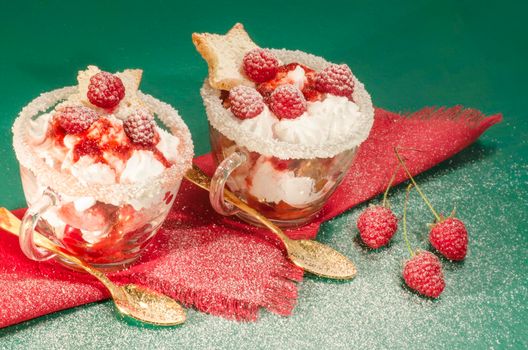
xmin=429 ymin=217 xmax=468 ymax=261
xmin=257 ymin=63 xmax=323 ymax=102
xmin=55 ymin=106 xmax=99 ymax=134
xmin=403 ymin=251 xmax=445 ymax=298
xmin=123 ymin=110 xmax=156 ymax=146
xmin=315 ymin=64 xmax=354 ymax=97
xmin=243 ymin=48 xmax=280 ymax=83
xmin=228 ymin=86 xmax=265 ymax=119
xmin=357 ymin=205 xmax=398 ymax=249
xmin=87 ymin=71 xmax=126 ymax=109
xmin=269 ymin=84 xmax=307 ymax=119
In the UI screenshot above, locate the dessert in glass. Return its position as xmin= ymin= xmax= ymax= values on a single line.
xmin=193 ymin=24 xmax=374 ymax=228
xmin=12 ymin=66 xmax=193 ymax=271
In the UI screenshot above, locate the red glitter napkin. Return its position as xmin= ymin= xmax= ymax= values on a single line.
xmin=0 ymin=106 xmax=501 ymax=328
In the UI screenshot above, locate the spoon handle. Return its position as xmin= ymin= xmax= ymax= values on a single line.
xmin=0 ymin=208 xmax=121 ymax=296
xmin=185 ymin=166 xmax=357 ymax=280
xmin=185 ymin=166 xmax=291 ymax=244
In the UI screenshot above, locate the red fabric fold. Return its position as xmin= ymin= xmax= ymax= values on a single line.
xmin=0 ymin=106 xmax=502 ymax=328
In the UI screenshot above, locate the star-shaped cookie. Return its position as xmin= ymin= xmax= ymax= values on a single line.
xmin=192 ymin=23 xmax=259 ymax=90
xmin=58 ymin=65 xmax=146 ymax=119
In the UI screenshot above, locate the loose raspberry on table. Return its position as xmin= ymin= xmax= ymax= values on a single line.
xmin=403 ymin=251 xmax=445 ymax=298
xmin=315 ymin=64 xmax=354 ymax=97
xmin=87 ymin=71 xmax=126 ymax=109
xmin=357 ymin=205 xmax=398 ymax=249
xmin=269 ymin=84 xmax=307 ymax=119
xmin=243 ymin=48 xmax=280 ymax=83
xmin=229 ymin=86 xmax=265 ymax=119
xmin=55 ymin=106 xmax=99 ymax=134
xmin=123 ymin=110 xmax=156 ymax=146
xmin=429 ymin=217 xmax=468 ymax=261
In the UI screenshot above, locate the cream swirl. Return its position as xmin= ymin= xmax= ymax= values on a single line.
xmin=232 ymin=94 xmax=367 ymax=147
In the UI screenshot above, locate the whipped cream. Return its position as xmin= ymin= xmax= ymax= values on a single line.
xmin=70 ymin=157 xmax=116 ymax=185
xmin=232 ymin=95 xmax=365 ymax=147
xmin=80 ymin=228 xmax=109 ymax=244
xmin=156 ymin=128 xmax=181 ymax=163
xmin=31 ymin=115 xmax=179 ymax=181
xmin=248 ymin=159 xmax=326 ymax=207
xmin=29 ymin=111 xmax=181 ymax=211
xmin=236 ymin=107 xmax=276 ymax=140
xmin=286 ymin=65 xmax=307 ymax=90
xmin=229 ymin=66 xmax=369 ymax=147
xmin=73 ymin=196 xmax=97 ymax=212
xmin=275 ymin=95 xmax=364 ymax=145
xmin=120 ymin=150 xmax=165 ymax=183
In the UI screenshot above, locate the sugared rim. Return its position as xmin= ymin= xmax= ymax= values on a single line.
xmin=12 ymin=86 xmax=194 ymax=205
xmin=201 ymin=49 xmax=375 ymax=159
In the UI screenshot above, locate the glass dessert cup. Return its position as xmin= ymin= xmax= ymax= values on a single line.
xmin=209 ymin=126 xmax=358 ymax=228
xmin=13 ymin=87 xmax=193 ymax=271
xmin=202 ymin=49 xmax=374 ymax=229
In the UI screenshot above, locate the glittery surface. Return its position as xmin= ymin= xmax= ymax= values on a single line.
xmin=1 ymin=1 xmax=526 ymax=347
xmin=1 ymin=138 xmax=526 ymax=348
xmin=0 ymin=106 xmax=507 ymax=339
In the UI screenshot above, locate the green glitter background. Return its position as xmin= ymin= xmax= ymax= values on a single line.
xmin=0 ymin=0 xmax=526 ymax=348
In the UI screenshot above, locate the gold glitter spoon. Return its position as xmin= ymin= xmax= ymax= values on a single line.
xmin=185 ymin=165 xmax=357 ymax=280
xmin=0 ymin=207 xmax=186 ymax=327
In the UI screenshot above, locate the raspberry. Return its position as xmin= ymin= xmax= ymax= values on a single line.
xmin=315 ymin=64 xmax=354 ymax=97
xmin=257 ymin=63 xmax=323 ymax=102
xmin=269 ymin=84 xmax=307 ymax=119
xmin=403 ymin=251 xmax=445 ymax=298
xmin=228 ymin=86 xmax=265 ymax=119
xmin=257 ymin=63 xmax=298 ymax=101
xmin=243 ymin=48 xmax=279 ymax=83
xmin=55 ymin=106 xmax=99 ymax=134
xmin=87 ymin=71 xmax=126 ymax=109
xmin=123 ymin=110 xmax=156 ymax=146
xmin=357 ymin=205 xmax=398 ymax=249
xmin=429 ymin=217 xmax=468 ymax=261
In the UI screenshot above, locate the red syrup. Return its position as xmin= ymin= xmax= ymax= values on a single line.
xmin=47 ymin=116 xmax=174 ymax=265
xmin=49 ymin=116 xmax=172 ymax=170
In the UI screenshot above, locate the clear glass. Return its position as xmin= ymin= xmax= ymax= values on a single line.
xmin=20 ymin=165 xmax=181 ymax=270
xmin=200 ymin=49 xmax=373 ymax=228
xmin=209 ymin=125 xmax=358 ymax=228
xmin=13 ymin=87 xmax=193 ymax=271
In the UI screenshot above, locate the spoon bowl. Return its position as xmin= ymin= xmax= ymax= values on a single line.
xmin=185 ymin=165 xmax=357 ymax=280
xmin=116 ymin=284 xmax=186 ymax=326
xmin=0 ymin=207 xmax=186 ymax=327
xmin=286 ymin=239 xmax=356 ymax=280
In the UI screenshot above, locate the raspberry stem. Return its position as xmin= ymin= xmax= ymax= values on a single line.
xmin=382 ymin=163 xmax=400 ymax=208
xmin=394 ymin=147 xmax=441 ymax=222
xmin=403 ymin=184 xmax=415 ymax=257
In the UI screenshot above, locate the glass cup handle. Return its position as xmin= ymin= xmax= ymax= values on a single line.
xmin=19 ymin=189 xmax=58 ymax=261
xmin=209 ymin=151 xmax=248 ymax=216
